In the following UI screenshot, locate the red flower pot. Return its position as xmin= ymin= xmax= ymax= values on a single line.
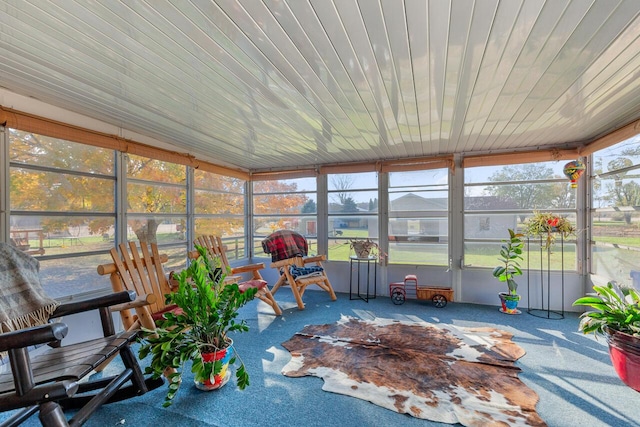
xmin=606 ymin=328 xmax=640 ymax=393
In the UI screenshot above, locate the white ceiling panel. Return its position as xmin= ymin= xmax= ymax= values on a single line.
xmin=1 ymin=0 xmax=640 ymax=172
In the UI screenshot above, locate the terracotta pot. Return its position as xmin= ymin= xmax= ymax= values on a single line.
xmin=194 ymin=342 xmax=234 ymax=391
xmin=606 ymin=328 xmax=640 ymax=393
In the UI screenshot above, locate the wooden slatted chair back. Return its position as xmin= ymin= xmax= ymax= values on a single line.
xmin=194 ymin=235 xmax=230 ymax=268
xmin=97 ymin=241 xmax=172 ymax=331
xmin=192 ymin=235 xmax=283 ymax=315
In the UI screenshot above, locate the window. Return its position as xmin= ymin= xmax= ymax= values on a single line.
xmin=126 ymin=154 xmax=186 ymax=247
xmin=252 ymin=178 xmax=317 ymax=256
xmin=327 ymin=172 xmax=378 ymax=261
xmin=194 ymin=170 xmax=245 ymax=260
xmin=388 ymin=169 xmax=449 ymax=265
xmin=464 ymin=161 xmax=577 ymax=270
xmin=8 ymin=129 xmax=116 ymax=298
xmin=591 ymin=135 xmax=640 ymax=285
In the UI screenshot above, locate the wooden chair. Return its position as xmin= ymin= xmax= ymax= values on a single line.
xmin=97 ymin=241 xmax=177 ymax=333
xmin=262 ymin=230 xmax=337 ymax=310
xmin=192 ymin=235 xmax=282 ymax=316
xmin=0 ymin=243 xmax=160 ymax=426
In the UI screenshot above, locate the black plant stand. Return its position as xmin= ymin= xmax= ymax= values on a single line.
xmin=349 ymin=256 xmax=377 ymax=302
xmin=527 ymin=235 xmax=565 ymax=319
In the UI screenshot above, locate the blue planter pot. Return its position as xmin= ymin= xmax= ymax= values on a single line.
xmin=499 ymin=292 xmax=521 ymax=314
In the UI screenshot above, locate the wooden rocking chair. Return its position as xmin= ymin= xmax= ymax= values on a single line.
xmin=191 ymin=235 xmax=282 ymax=315
xmin=0 ymin=243 xmax=160 ymax=427
xmin=262 ymin=230 xmax=337 ymax=310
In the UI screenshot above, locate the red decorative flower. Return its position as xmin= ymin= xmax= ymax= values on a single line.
xmin=547 ymin=218 xmax=559 ymax=227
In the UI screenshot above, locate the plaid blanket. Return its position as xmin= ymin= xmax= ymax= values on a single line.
xmin=0 ymin=243 xmax=59 ymax=333
xmin=262 ymin=230 xmax=308 ymax=262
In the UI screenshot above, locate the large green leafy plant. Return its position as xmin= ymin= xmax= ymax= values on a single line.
xmin=139 ymin=245 xmax=258 ymax=407
xmin=492 ymin=229 xmax=524 ymax=295
xmin=573 ymin=281 xmax=640 ymax=338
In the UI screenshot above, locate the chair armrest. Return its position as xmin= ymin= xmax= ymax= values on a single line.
xmin=230 ymin=263 xmax=265 ymax=274
xmin=110 ymin=293 xmax=158 ymax=312
xmin=51 ymin=291 xmax=137 ymax=319
xmin=304 ymin=255 xmax=326 ymax=264
xmin=271 ymin=258 xmax=296 ymax=269
xmin=0 ymin=323 xmax=68 ymax=352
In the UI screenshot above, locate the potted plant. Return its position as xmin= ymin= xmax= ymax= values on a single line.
xmin=492 ymin=229 xmax=524 ymax=314
xmin=523 ymin=211 xmax=576 ymax=250
xmin=138 ymin=245 xmax=259 ymax=407
xmin=573 ymin=280 xmax=640 ymax=392
xmin=349 ymin=238 xmax=386 ymax=261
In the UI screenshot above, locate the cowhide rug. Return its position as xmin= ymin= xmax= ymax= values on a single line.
xmin=282 ymin=316 xmax=546 ymax=427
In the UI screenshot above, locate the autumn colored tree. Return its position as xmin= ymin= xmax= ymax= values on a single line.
xmin=252 ymin=180 xmax=309 ymax=232
xmin=126 ymin=155 xmax=186 ymax=243
xmin=9 ymin=129 xmax=115 ymax=236
xmin=194 ymin=170 xmax=245 ymax=237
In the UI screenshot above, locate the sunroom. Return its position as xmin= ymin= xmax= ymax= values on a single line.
xmin=1 ymin=1 xmax=639 ymax=426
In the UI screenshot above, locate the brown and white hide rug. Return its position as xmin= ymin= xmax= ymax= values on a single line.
xmin=281 ymin=316 xmax=546 ymax=427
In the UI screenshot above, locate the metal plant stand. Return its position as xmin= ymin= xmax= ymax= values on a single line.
xmin=349 ymin=256 xmax=377 ymax=302
xmin=526 ymin=235 xmax=565 ymax=319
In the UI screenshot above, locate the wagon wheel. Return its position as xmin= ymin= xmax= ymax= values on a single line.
xmin=391 ymin=288 xmax=406 ymax=305
xmin=432 ymin=294 xmax=447 ymax=308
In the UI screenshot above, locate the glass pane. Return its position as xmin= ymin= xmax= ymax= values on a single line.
xmin=592 ymin=209 xmax=640 ymax=246
xmin=194 ymin=217 xmax=244 ymax=239
xmin=464 ymin=241 xmax=577 ymax=270
xmin=327 ymin=215 xmax=378 ymax=239
xmin=388 ymin=242 xmax=448 ymax=266
xmin=593 ymin=134 xmax=640 ymax=173
xmin=195 ymin=191 xmax=244 ymax=215
xmin=127 ymin=182 xmax=186 ymax=213
xmin=253 ymin=177 xmax=316 ymax=193
xmin=10 ymin=167 xmax=114 ymax=212
xmin=591 ymin=208 xmax=640 ymax=282
xmin=464 ymin=213 xmax=522 ymax=239
xmin=40 ymin=253 xmax=114 ymax=299
xmin=10 ymin=215 xmax=116 ymax=256
xmin=127 ymin=154 xmax=186 ymax=183
xmin=389 ymin=218 xmax=448 ymax=241
xmin=253 ymin=217 xmax=318 ymax=238
xmin=194 ymin=170 xmax=245 ymax=193
xmin=253 ymin=193 xmax=315 ymax=214
xmin=463 ymin=182 xmax=576 ymax=210
xmin=328 ymin=172 xmax=377 ymax=190
xmin=592 ymin=245 xmax=639 ymax=286
xmin=593 ymin=175 xmax=640 ymax=214
xmin=9 ymin=129 xmax=115 ymax=175
xmin=465 ymin=162 xmax=565 ymax=184
xmin=389 ymin=169 xmax=448 ymax=188
xmin=591 ymin=135 xmax=640 ymax=283
xmin=328 ymin=190 xmax=378 ymax=213
xmin=389 ymin=191 xmax=448 ymax=212
xmin=127 ymin=216 xmax=186 ymax=244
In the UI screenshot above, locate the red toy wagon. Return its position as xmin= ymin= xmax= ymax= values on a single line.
xmin=389 ymin=275 xmax=453 ymax=308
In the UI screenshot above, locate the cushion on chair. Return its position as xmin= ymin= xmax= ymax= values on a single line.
xmin=150 ymin=304 xmax=184 ymax=322
xmin=238 ymin=280 xmax=267 ymax=293
xmin=289 ymin=265 xmax=324 ymax=280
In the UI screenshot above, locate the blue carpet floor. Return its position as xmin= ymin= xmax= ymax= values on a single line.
xmin=2 ymin=290 xmax=639 ymax=427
